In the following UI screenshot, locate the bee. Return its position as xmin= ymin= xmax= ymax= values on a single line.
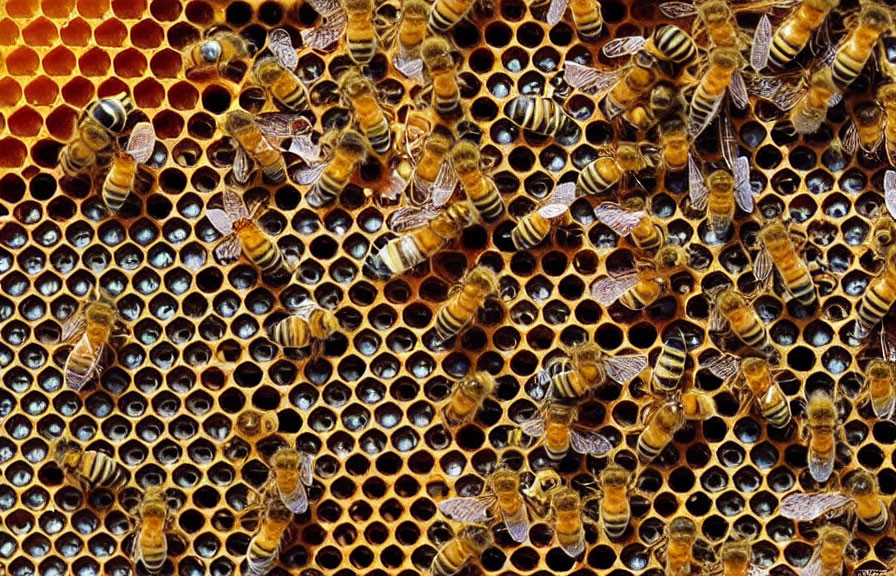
xmin=534 ymin=342 xmax=648 ymax=401
xmin=58 ymin=92 xmax=134 ymax=176
xmin=689 ymin=158 xmax=756 ymax=237
xmin=789 ymin=67 xmax=839 ymax=135
xmin=652 ymin=330 xmax=689 ymax=394
xmin=101 ymin=122 xmax=155 ymax=214
xmin=546 ymin=0 xmax=602 ymax=40
xmin=716 ymin=539 xmax=760 ymax=576
xmin=434 ymin=265 xmax=499 ymax=343
xmin=860 ymin=358 xmax=895 ymax=420
xmin=781 ymin=471 xmax=889 ymax=533
xmin=428 ymin=0 xmax=475 ymax=34
xmin=300 ymin=0 xmax=351 ymax=53
xmin=577 ymin=141 xmax=658 ymax=197
xmin=266 ymin=447 xmax=314 ymax=514
xmin=680 ymin=389 xmax=716 ymax=421
xmin=450 ymin=141 xmax=504 ymax=222
xmin=621 ymin=82 xmax=684 ymax=134
xmin=343 ymin=0 xmax=376 ymax=65
xmin=708 ymin=287 xmax=773 ymax=354
xmin=391 ymin=0 xmax=430 ymax=79
xmin=754 ymin=0 xmax=841 ymax=71
xmin=593 ymin=197 xmax=666 ymax=253
xmin=753 ymin=220 xmax=817 ymax=306
xmin=842 ymin=101 xmax=884 ymax=158
xmin=60 ymin=285 xmax=124 ymax=391
xmin=705 ymin=355 xmax=792 ymax=428
xmin=689 ymin=47 xmax=749 ymax=138
xmin=855 ymin=238 xmax=896 ymax=339
xmin=430 ymin=524 xmax=493 ymax=576
xmin=131 ymin=486 xmax=173 ymax=574
xmin=206 ymin=188 xmax=293 ymax=277
xmin=268 ymin=300 xmax=341 ymax=353
xmin=830 ymin=4 xmax=891 ymax=90
xmin=409 ymin=126 xmax=456 ymax=207
xmin=550 ymin=487 xmax=587 ymax=557
xmin=421 ymin=38 xmax=463 ymax=121
xmin=597 ymin=464 xmax=633 ymax=540
xmin=236 ymin=410 xmax=278 ymax=440
xmin=296 ymin=129 xmax=369 ymax=207
xmin=245 ymin=499 xmax=293 ymax=576
xmin=800 ymin=525 xmax=852 ymax=576
xmin=511 ymin=181 xmax=576 ymax=250
xmin=656 ymin=517 xmax=699 ymax=576
xmin=636 ymin=398 xmax=686 ymax=463
xmin=438 ymin=468 xmax=531 ymax=543
xmin=442 ymin=371 xmax=496 ymax=426
xmin=339 ymin=70 xmax=392 ymax=154
xmin=369 ymin=200 xmax=478 ymax=278
xmin=802 ymin=390 xmax=840 ymax=483
xmin=184 ymin=29 xmax=249 ymax=77
xmin=658 ymin=115 xmax=690 ymax=171
xmin=253 ymin=30 xmax=309 ymax=112
xmin=591 ymin=244 xmax=689 ymax=310
xmin=522 ymin=469 xmax=563 ymax=518
xmin=505 ymin=95 xmax=578 ymax=141
xmin=221 ymin=111 xmax=290 ymax=184
xmin=518 ymin=402 xmax=613 ymax=463
xmin=880 ymin=84 xmax=896 ymax=166
xmin=53 ymin=437 xmax=128 ymax=492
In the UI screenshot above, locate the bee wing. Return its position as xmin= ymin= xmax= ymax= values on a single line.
xmin=268 ymin=28 xmax=298 ymax=70
xmin=388 ymin=205 xmax=442 ymax=232
xmin=438 ymin=496 xmax=495 ymax=523
xmin=733 ymin=156 xmax=755 ymax=213
xmin=602 ymin=36 xmax=647 ymax=59
xmin=519 ymin=416 xmax=546 ymax=437
xmin=382 ymin=169 xmax=408 ymax=202
xmin=214 ymin=234 xmax=242 ymax=264
xmin=500 ymin=504 xmax=530 ymax=543
xmin=307 ymin=0 xmax=341 ymax=16
xmin=703 ymin=353 xmax=741 ymax=382
xmin=558 ymin=536 xmax=585 ymax=558
xmin=300 ymin=452 xmax=314 ymax=486
xmin=750 ymin=14 xmax=772 ymax=72
xmin=222 ymin=188 xmax=250 ymax=220
xmin=538 ymin=182 xmax=576 ymax=219
xmin=279 ymin=481 xmax=309 ymax=514
xmin=720 ymin=109 xmax=739 ymax=171
xmin=255 ymin=113 xmax=313 ymax=139
xmin=779 ymin=492 xmax=853 ymax=521
xmin=689 ymin=155 xmax=709 ymax=211
xmin=431 ymin=160 xmax=459 ymax=207
xmin=880 ymin=329 xmax=896 ymax=363
xmin=291 ymin=161 xmax=329 ymax=186
xmin=233 ymin=145 xmax=252 ymax=187
xmin=291 ymin=300 xmax=320 ymax=321
xmin=747 ymin=565 xmax=770 ymax=576
xmin=729 ymin=72 xmax=749 ymax=110
xmin=546 ymin=0 xmax=569 ymax=25
xmin=808 ymin=446 xmax=835 ymax=483
xmin=593 ymin=203 xmax=645 ymax=236
xmin=884 ymin=170 xmax=896 ymax=219
xmin=393 ymin=53 xmax=424 ymax=80
xmin=800 ymin=555 xmax=823 ymax=576
xmin=753 ymin=247 xmax=773 ymax=285
xmin=206 ymin=209 xmax=235 ymax=236
xmin=591 ymin=275 xmax=640 ymax=307
xmin=746 ymin=75 xmax=804 ymax=111
xmin=658 ymin=1 xmax=698 ymax=17
xmin=563 ymin=62 xmax=622 ymax=96
xmin=125 ymin=123 xmax=156 ymax=164
xmin=61 ymin=314 xmax=87 ymax=343
xmin=689 ymin=95 xmax=724 ymax=137
xmin=605 ymin=354 xmax=648 ymax=385
xmin=289 ymin=135 xmax=321 ymax=163
xmin=301 ymin=11 xmax=347 ymax=51
xmin=570 ymin=428 xmax=613 ymax=455
xmin=841 ymin=123 xmax=859 ymax=157
xmin=65 ymin=337 xmax=107 ymax=392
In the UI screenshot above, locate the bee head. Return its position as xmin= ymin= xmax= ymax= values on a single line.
xmin=859 ymin=4 xmax=891 ymax=32
xmin=339 ymin=69 xmax=374 ymax=97
xmin=710 ymin=47 xmax=740 ymax=70
xmin=252 ymin=56 xmax=282 ymax=85
xmin=600 ymin=464 xmax=629 ymax=486
xmin=141 ymin=486 xmax=168 ymax=518
xmin=490 ymin=469 xmax=519 ymax=493
xmin=807 ymin=390 xmax=836 ymax=422
xmin=866 ymin=358 xmax=892 ymax=379
xmin=551 ymin=488 xmax=580 ymax=512
xmin=52 ymin=437 xmax=79 ymax=464
xmin=668 ymin=516 xmax=697 ymax=541
xmin=461 ymin=371 xmax=496 ymax=400
xmin=817 ymin=524 xmax=851 ymax=546
xmin=697 ymin=0 xmax=731 ymax=23
xmin=715 ymin=287 xmax=744 ymax=314
xmin=467 ymin=266 xmax=499 ymax=294
xmin=854 ymin=101 xmax=883 ymax=126
xmin=741 ymin=357 xmax=768 ymax=378
xmin=845 ymin=470 xmax=876 ymax=496
xmin=421 ymin=37 xmax=453 ymax=71
xmin=758 ymin=221 xmax=789 ymax=245
xmin=342 ymin=0 xmax=372 ymax=14
xmin=425 ymin=128 xmax=454 ymax=156
xmin=720 ymin=540 xmax=751 ymax=563
xmin=266 ymin=499 xmax=294 ymax=524
xmin=450 ymin=140 xmax=481 ymax=175
xmin=222 ymin=110 xmax=254 ymax=137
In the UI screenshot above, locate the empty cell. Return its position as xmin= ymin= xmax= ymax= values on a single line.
xmin=0 ymin=139 xmax=27 ymax=168
xmin=150 ymin=0 xmax=181 ymax=20
xmin=0 ymin=18 xmax=19 ymax=45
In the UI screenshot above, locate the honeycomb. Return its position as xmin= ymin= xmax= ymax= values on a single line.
xmin=1 ymin=0 xmax=896 ymax=575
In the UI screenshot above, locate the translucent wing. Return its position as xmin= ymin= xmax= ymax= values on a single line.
xmin=885 ymin=170 xmax=896 ymax=219
xmin=746 ymin=75 xmax=804 ymax=111
xmin=289 ymin=135 xmax=321 ymax=163
xmin=753 ymin=247 xmax=773 ymax=285
xmin=605 ymin=354 xmax=648 ymax=385
xmin=800 ymin=555 xmax=823 ymax=576
xmin=438 ymin=497 xmax=494 ymax=523
xmin=730 ymin=72 xmax=749 ymax=110
xmin=828 ymin=91 xmax=842 ymax=108
xmin=594 ymin=203 xmax=645 ymax=236
xmin=658 ymin=1 xmax=698 ymax=17
xmin=307 ymin=0 xmax=341 ymax=15
xmin=214 ymin=235 xmax=242 ymax=263
xmin=268 ymin=28 xmax=298 ymax=70
xmin=733 ymin=156 xmax=754 ymax=213
xmin=233 ymin=146 xmax=252 ymax=186
xmin=300 ymin=452 xmax=314 ymax=486
xmin=393 ymin=53 xmax=424 ymax=80
xmin=279 ymin=482 xmax=309 ymax=514
xmin=301 ymin=11 xmax=347 ymax=51
xmin=750 ymin=15 xmax=772 ymax=72
xmin=881 ymin=329 xmax=896 ymax=363
xmin=431 ymin=160 xmax=458 ymax=207
xmin=747 ymin=565 xmax=770 ymax=576
xmin=125 ymin=123 xmax=156 ymax=164
xmin=292 ymin=161 xmax=329 ymax=186
xmin=563 ymin=62 xmax=622 ymax=95
xmin=388 ymin=206 xmax=442 ymax=232
xmin=602 ymin=36 xmax=646 ymax=59
xmin=690 ymin=94 xmax=724 ymax=137
xmin=61 ymin=314 xmax=87 ymax=342
xmin=591 ymin=275 xmax=639 ymax=306
xmin=558 ymin=534 xmax=585 ymax=558
xmin=841 ymin=123 xmax=858 ymax=157
xmin=255 ymin=113 xmax=312 ymax=139
xmin=779 ymin=492 xmax=853 ymax=521
xmin=570 ymin=428 xmax=613 ymax=455
xmin=382 ymin=169 xmax=408 ymax=202
xmin=808 ymin=446 xmax=835 ymax=483
xmin=689 ymin=155 xmax=709 ymax=210
xmin=65 ymin=337 xmax=107 ymax=391
xmin=290 ymin=300 xmax=320 ymax=321
xmin=519 ymin=416 xmax=546 ymax=437
xmin=720 ymin=110 xmax=739 ymax=170
xmin=546 ymin=0 xmax=568 ymax=25
xmin=703 ymin=353 xmax=741 ymax=381
xmin=500 ymin=505 xmax=530 ymax=543
xmin=206 ymin=209 xmax=235 ymax=236
xmin=538 ymin=182 xmax=576 ymax=218
xmin=222 ymin=188 xmax=250 ymax=220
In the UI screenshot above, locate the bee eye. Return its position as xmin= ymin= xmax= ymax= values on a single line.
xmin=201 ymin=41 xmax=222 ymax=63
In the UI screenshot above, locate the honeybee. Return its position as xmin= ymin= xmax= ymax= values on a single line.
xmin=688 ymin=157 xmax=755 ymax=237
xmin=58 ymin=92 xmax=134 ymax=176
xmin=184 ymin=29 xmax=249 ymax=77
xmin=268 ymin=299 xmax=341 ymax=353
xmin=534 ymin=342 xmax=648 ymax=401
xmin=391 ymin=0 xmax=430 ymax=79
xmin=101 ymin=122 xmax=155 ymax=214
xmin=680 ymin=389 xmax=716 ymax=421
xmin=652 ymin=330 xmax=689 ymax=394
xmin=518 ymin=402 xmax=613 ymax=463
xmin=367 ymin=200 xmax=478 ymax=278
xmin=338 ymin=70 xmax=392 ymax=154
xmin=253 ymin=29 xmax=309 ymax=112
xmin=577 ymin=141 xmax=659 ymax=197
xmin=708 ymin=287 xmax=773 ymax=354
xmin=591 ymin=244 xmax=689 ymax=310
xmin=880 ymin=84 xmax=896 ymax=166
xmin=221 ymin=111 xmax=296 ymax=184
xmin=131 ymin=486 xmax=174 ymax=574
xmin=301 ymin=0 xmax=349 ymax=52
xmin=658 ymin=115 xmax=691 ymax=171
xmin=800 ymin=525 xmax=852 ymax=576
xmin=409 ymin=126 xmax=456 ymax=207
xmin=654 ymin=516 xmax=699 ymax=576
xmin=522 ymin=469 xmax=563 ymax=518
xmin=596 ymin=464 xmax=633 ymax=540
xmin=842 ymin=101 xmax=884 ymax=157
xmin=716 ymin=539 xmax=764 ymax=576
xmin=659 ymin=0 xmax=752 ymax=49
xmin=705 ymin=355 xmax=792 ymax=428
xmin=689 ymin=47 xmax=749 ymax=137
xmin=511 ymin=181 xmax=576 ymax=250
xmin=450 ymin=140 xmax=504 ymax=222
xmin=60 ymin=285 xmax=124 ymax=391
xmin=442 ymin=371 xmax=496 ymax=426
xmin=860 ymin=357 xmax=896 ymax=420
xmin=430 ymin=524 xmax=493 ymax=576
xmin=434 ymin=265 xmax=499 ymax=343
xmin=245 ymin=499 xmax=293 ymax=576
xmin=593 ymin=197 xmax=666 ymax=253
xmin=855 ymin=238 xmax=896 ymax=339
xmin=636 ymin=398 xmax=686 ymax=462
xmin=207 ymin=188 xmax=293 ymax=277
xmin=753 ymin=220 xmax=817 ymax=306
xmin=789 ymin=67 xmax=840 ymax=135
xmin=53 ymin=437 xmax=128 ymax=492
xmin=438 ymin=468 xmax=531 ymax=543
xmin=751 ymin=0 xmax=841 ymax=71
xmin=295 ymin=129 xmax=369 ymax=207
xmin=831 ymin=4 xmax=891 ymax=90
xmin=419 ymin=38 xmax=463 ymax=121
xmin=428 ymin=0 xmax=476 ymax=34
xmin=343 ymin=0 xmax=376 ymax=65
xmin=550 ymin=487 xmax=588 ymax=557
xmin=546 ymin=0 xmax=602 ymax=40
xmin=802 ymin=390 xmax=840 ymax=483
xmin=781 ymin=471 xmax=889 ymax=533
xmin=620 ymin=82 xmax=684 ymax=134
xmin=265 ymin=447 xmax=314 ymax=514
xmin=505 ymin=95 xmax=578 ymax=141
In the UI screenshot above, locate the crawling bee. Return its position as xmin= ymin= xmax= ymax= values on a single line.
xmin=220 ymin=111 xmax=303 ymax=184
xmin=53 ymin=437 xmax=128 ymax=492
xmin=593 ymin=197 xmax=666 ymax=253
xmin=781 ymin=470 xmax=889 ymax=533
xmin=716 ymin=538 xmax=766 ymax=576
xmin=340 ymin=70 xmax=392 ymax=154
xmin=689 ymin=156 xmax=755 ymax=237
xmin=391 ymin=0 xmax=430 ymax=79
xmin=636 ymin=398 xmax=685 ymax=463
xmin=881 ymin=84 xmax=896 ymax=167
xmin=658 ymin=114 xmax=690 ymax=171
xmin=855 ymin=235 xmax=896 ymax=339
xmin=651 ymin=330 xmax=689 ymax=394
xmin=518 ymin=401 xmax=613 ymax=463
xmin=534 ymin=342 xmax=648 ymax=401
xmin=802 ymin=390 xmax=840 ymax=483
xmin=688 ymin=46 xmax=749 ymax=138
xmin=511 ymin=181 xmax=576 ymax=250
xmin=130 ymin=486 xmax=175 ymax=574
xmin=438 ymin=468 xmax=531 ymax=543
xmin=60 ymin=285 xmax=125 ymax=391
xmin=343 ymin=0 xmax=376 ymax=65
xmin=705 ymin=355 xmax=792 ymax=428
xmin=253 ymin=29 xmax=309 ymax=112
xmin=789 ymin=67 xmax=840 ymax=135
xmin=591 ymin=244 xmax=689 ymax=310
xmin=450 ymin=140 xmax=504 ymax=222
xmin=842 ymin=101 xmax=884 ymax=158
xmin=430 ymin=524 xmax=492 ymax=576
xmin=750 ymin=0 xmax=840 ymax=71
xmin=184 ymin=28 xmax=249 ymax=78
xmin=267 ymin=300 xmax=341 ymax=353
xmin=265 ymin=447 xmax=314 ymax=514
xmin=102 ymin=122 xmax=155 ymax=214
xmin=800 ymin=524 xmax=852 ymax=576
xmin=550 ymin=487 xmax=588 ymax=557
xmin=546 ymin=0 xmax=602 ymax=40
xmin=577 ymin=141 xmax=659 ymax=197
xmin=708 ymin=286 xmax=773 ymax=355
xmin=505 ymin=95 xmax=578 ymax=142
xmin=294 ymin=129 xmax=369 ymax=207
xmin=753 ymin=220 xmax=818 ymax=306
xmin=442 ymin=371 xmax=496 ymax=427
xmin=58 ymin=92 xmax=133 ymax=176
xmin=654 ymin=516 xmax=699 ymax=576
xmin=596 ymin=464 xmax=633 ymax=540
xmin=245 ymin=499 xmax=293 ymax=576
xmin=830 ymin=3 xmax=891 ymax=90
xmin=421 ymin=37 xmax=463 ymax=122
xmin=434 ymin=265 xmax=499 ymax=343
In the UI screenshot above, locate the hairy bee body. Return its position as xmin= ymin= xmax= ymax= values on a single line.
xmin=222 ymin=111 xmax=286 ymax=182
xmin=619 ymin=270 xmax=664 ymax=310
xmin=698 ymin=1 xmax=739 ymax=48
xmin=234 ymin=220 xmax=290 ymax=276
xmin=767 ymin=0 xmax=840 ymax=70
xmin=570 ymin=0 xmax=602 ymax=40
xmin=705 ymin=170 xmax=736 ymax=234
xmin=134 ymin=487 xmax=169 ymax=574
xmin=543 ymin=403 xmax=577 ymax=461
xmin=805 ymin=391 xmax=837 ymax=482
xmin=430 ymin=524 xmax=492 ymax=576
xmin=790 ymin=67 xmax=837 ymax=135
xmin=506 ymin=95 xmax=576 ymax=140
xmin=830 ymin=4 xmax=890 ymax=90
xmin=637 ymin=400 xmax=685 ymax=462
xmin=845 ymin=470 xmax=888 ymax=533
xmin=253 ymin=56 xmax=310 ymax=112
xmin=741 ymin=358 xmax=791 ymax=428
xmin=857 ymin=246 xmax=896 ymax=335
xmin=398 ymin=0 xmax=430 ymax=56
xmin=269 ymin=447 xmax=314 ymax=514
xmin=102 ymin=155 xmax=138 ymax=213
xmin=512 ymin=210 xmax=554 ymax=250
xmin=422 ymin=38 xmax=463 ymax=121
xmin=665 ymin=517 xmax=698 ymax=576
xmin=652 ymin=332 xmax=687 ymax=393
xmin=434 ymin=266 xmax=498 ymax=342
xmin=690 ymin=48 xmax=739 ymax=134
xmin=715 ymin=288 xmax=771 ymax=352
xmin=863 ymin=359 xmax=895 ymax=419
xmin=63 ymin=290 xmax=121 ymax=391
xmin=605 ymin=57 xmax=658 ymax=119
xmin=344 ymin=0 xmax=376 ymax=65
xmin=659 ymin=115 xmax=689 ymax=171
xmin=55 ymin=439 xmax=128 ymax=491
xmin=599 ymin=465 xmax=631 ymax=540
xmin=341 ymin=72 xmax=391 ymax=154
xmin=880 ymin=84 xmax=896 ymax=165
xmin=428 ymin=0 xmax=475 ymax=34
xmin=451 ymin=141 xmax=504 ymax=221
xmin=552 ymin=488 xmax=585 ymax=557
xmin=185 ymin=31 xmax=248 ymax=75
xmin=245 ymin=500 xmax=293 ymax=576
xmin=443 ymin=371 xmax=496 ymax=425
xmin=269 ymin=308 xmax=339 ymax=349
xmin=59 ymin=93 xmax=133 ymax=176
xmin=310 ymin=130 xmax=368 ymax=206
xmin=760 ymin=222 xmax=816 ymax=306
xmin=807 ymin=525 xmax=850 ymax=576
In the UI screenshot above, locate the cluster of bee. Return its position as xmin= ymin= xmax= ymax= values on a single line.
xmin=31 ymin=0 xmax=896 ymax=573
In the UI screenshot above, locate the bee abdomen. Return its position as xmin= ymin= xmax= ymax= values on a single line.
xmin=435 ymin=304 xmax=471 ymax=341
xmin=269 ymin=316 xmax=311 ymax=349
xmin=470 ymin=181 xmax=504 ymax=222
xmin=84 ymin=451 xmax=128 ymax=489
xmin=763 ymin=401 xmax=791 ymax=428
xmin=348 ymin=41 xmax=376 ymax=65
xmin=365 ymin=118 xmax=392 ymax=154
xmin=652 ymin=346 xmax=687 ymax=392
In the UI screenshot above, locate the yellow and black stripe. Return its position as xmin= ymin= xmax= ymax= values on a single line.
xmin=236 ymin=222 xmax=290 ymax=277
xmin=651 ymin=333 xmax=687 ymax=393
xmin=505 ymin=96 xmax=576 ymax=139
xmin=428 ymin=0 xmax=475 ymax=34
xmin=511 ymin=211 xmax=551 ymax=250
xmin=80 ymin=450 xmax=128 ymax=489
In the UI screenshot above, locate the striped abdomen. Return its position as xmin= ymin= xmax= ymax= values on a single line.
xmin=269 ymin=316 xmax=311 ymax=349
xmin=102 ymin=154 xmax=138 ymax=214
xmin=235 ymin=221 xmax=289 ymax=276
xmin=428 ymin=0 xmax=474 ymax=33
xmin=79 ymin=450 xmax=127 ymax=489
xmin=511 ymin=212 xmax=551 ymax=250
